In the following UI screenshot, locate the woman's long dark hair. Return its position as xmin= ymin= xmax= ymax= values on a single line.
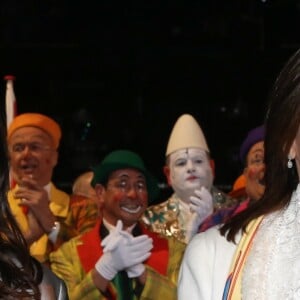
xmin=221 ymin=48 xmax=300 ymax=242
xmin=0 ymin=111 xmax=42 ymax=299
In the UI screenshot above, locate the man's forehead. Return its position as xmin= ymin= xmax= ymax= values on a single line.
xmin=248 ymin=142 xmax=264 ymax=155
xmin=170 ymin=148 xmax=207 ymax=160
xmin=9 ymin=127 xmax=53 ymax=143
xmin=108 ymin=168 xmax=145 ymax=179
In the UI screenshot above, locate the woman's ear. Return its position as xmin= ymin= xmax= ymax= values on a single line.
xmin=288 ymin=140 xmax=297 ymax=160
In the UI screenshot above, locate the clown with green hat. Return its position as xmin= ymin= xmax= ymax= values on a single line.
xmin=50 ymin=149 xmax=185 ymax=300
xmin=91 ymin=150 xmax=160 ymax=203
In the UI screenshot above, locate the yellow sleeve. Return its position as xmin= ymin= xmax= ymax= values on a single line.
xmin=50 ymin=238 xmax=103 ymax=300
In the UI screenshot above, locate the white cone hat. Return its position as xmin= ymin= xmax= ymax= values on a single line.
xmin=165 ymin=114 xmax=209 ymax=156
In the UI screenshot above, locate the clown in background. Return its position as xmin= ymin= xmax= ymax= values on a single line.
xmin=199 ymin=124 xmax=265 ymax=232
xmin=142 ymin=114 xmax=237 ymax=244
xmin=7 ymin=113 xmax=98 ymax=265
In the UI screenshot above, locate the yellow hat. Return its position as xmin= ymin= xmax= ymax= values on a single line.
xmin=8 ymin=113 xmax=62 ymax=149
xmin=165 ymin=114 xmax=209 ymax=156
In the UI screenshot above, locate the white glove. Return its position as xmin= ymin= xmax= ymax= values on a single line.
xmin=126 ymin=263 xmax=146 ymax=278
xmin=184 ymin=187 xmax=213 ymax=243
xmin=101 ymin=220 xmax=123 ymax=252
xmin=95 ymin=221 xmax=153 ymax=280
xmin=189 ymin=186 xmax=213 ymax=223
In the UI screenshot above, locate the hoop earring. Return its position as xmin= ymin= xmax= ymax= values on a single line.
xmin=287 ymin=157 xmax=293 ymax=169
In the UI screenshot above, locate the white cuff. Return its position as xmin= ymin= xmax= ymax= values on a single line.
xmin=127 ymin=264 xmax=145 ymax=278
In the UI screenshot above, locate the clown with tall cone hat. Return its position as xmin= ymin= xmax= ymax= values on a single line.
xmin=142 ymin=113 xmax=237 ymax=243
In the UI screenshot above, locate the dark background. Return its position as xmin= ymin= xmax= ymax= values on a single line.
xmin=1 ymin=0 xmax=299 ymax=193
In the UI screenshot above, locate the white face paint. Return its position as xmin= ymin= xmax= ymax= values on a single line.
xmin=169 ymin=148 xmax=213 ymax=202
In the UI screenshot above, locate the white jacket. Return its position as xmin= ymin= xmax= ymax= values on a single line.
xmin=178 ymin=226 xmax=241 ymax=300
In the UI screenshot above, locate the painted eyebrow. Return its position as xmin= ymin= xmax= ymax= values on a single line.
xmin=250 ymin=149 xmax=264 ymax=155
